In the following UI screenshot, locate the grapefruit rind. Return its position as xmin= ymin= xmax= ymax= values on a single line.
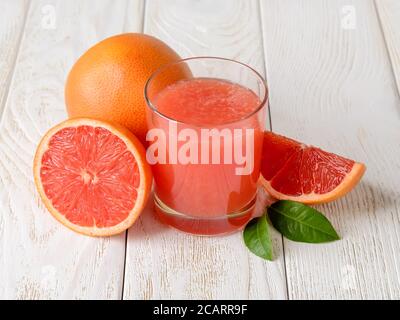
xmin=260 ymin=162 xmax=366 ymax=204
xmin=33 ymin=118 xmax=152 ymax=237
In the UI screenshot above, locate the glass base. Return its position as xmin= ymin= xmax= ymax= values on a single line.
xmin=153 ymin=194 xmax=256 ymax=236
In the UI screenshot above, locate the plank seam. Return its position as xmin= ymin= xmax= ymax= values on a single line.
xmin=121 ymin=0 xmax=147 ymax=300
xmin=142 ymin=0 xmax=148 ymax=33
xmin=257 ymin=0 xmax=289 ymax=300
xmin=120 ymin=231 xmax=129 ymax=300
xmin=373 ymin=0 xmax=400 ymax=102
xmin=257 ymin=0 xmax=272 ymax=132
xmin=0 ymin=1 xmax=31 ymax=128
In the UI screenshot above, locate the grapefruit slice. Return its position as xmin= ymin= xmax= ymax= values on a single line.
xmin=260 ymin=131 xmax=366 ymax=204
xmin=33 ymin=118 xmax=152 ymax=236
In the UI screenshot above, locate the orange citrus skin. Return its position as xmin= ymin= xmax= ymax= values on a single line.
xmin=33 ymin=118 xmax=152 ymax=237
xmin=260 ymin=163 xmax=366 ymax=204
xmin=65 ymin=33 xmax=190 ymax=143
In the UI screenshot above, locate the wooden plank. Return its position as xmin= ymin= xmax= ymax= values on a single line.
xmin=260 ymin=0 xmax=400 ymax=299
xmin=0 ymin=0 xmax=144 ymax=299
xmin=375 ymin=0 xmax=400 ymax=95
xmin=0 ymin=0 xmax=28 ymax=118
xmin=123 ymin=0 xmax=287 ymax=300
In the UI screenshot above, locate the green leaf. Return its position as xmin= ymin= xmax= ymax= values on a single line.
xmin=243 ymin=213 xmax=273 ymax=260
xmin=268 ymin=200 xmax=340 ymax=243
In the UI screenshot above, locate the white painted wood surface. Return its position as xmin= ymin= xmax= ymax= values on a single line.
xmin=0 ymin=0 xmax=143 ymax=299
xmin=0 ymin=0 xmax=28 ymax=117
xmin=123 ymin=0 xmax=287 ymax=300
xmin=376 ymin=0 xmax=400 ymax=94
xmin=0 ymin=0 xmax=399 ymax=299
xmin=261 ymin=0 xmax=400 ymax=299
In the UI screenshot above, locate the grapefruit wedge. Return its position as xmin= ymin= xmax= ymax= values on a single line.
xmin=33 ymin=118 xmax=152 ymax=236
xmin=260 ymin=131 xmax=366 ymax=204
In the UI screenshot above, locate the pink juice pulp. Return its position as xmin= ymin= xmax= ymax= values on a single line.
xmin=148 ymin=78 xmax=265 ymax=235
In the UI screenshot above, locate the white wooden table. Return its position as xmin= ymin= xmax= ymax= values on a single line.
xmin=1 ymin=0 xmax=400 ymax=300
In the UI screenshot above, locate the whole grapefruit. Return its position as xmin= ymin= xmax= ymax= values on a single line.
xmin=65 ymin=33 xmax=189 ymax=143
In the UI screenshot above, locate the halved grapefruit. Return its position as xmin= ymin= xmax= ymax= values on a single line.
xmin=260 ymin=131 xmax=366 ymax=204
xmin=33 ymin=118 xmax=152 ymax=236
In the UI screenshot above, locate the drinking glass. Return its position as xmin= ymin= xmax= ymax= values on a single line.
xmin=145 ymin=57 xmax=268 ymax=235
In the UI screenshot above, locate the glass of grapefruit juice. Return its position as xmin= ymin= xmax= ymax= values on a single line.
xmin=145 ymin=57 xmax=268 ymax=235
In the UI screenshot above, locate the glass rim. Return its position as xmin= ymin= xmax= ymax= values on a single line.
xmin=144 ymin=56 xmax=269 ymax=127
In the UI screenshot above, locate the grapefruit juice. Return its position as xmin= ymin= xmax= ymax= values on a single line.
xmin=145 ymin=58 xmax=267 ymax=235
